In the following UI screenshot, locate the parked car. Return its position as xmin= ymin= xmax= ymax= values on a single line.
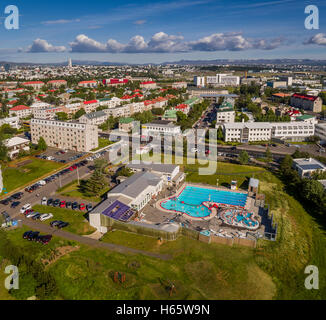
xmin=86 ymin=204 xmax=93 ymax=211
xmin=37 ymin=235 xmax=52 ymax=245
xmin=53 ymin=199 xmax=60 ymax=207
xmin=11 ymin=202 xmax=20 ymax=209
xmin=40 ymin=213 xmax=53 ymax=221
xmin=72 ymin=202 xmax=79 ymax=210
xmin=60 ymin=201 xmax=66 ymax=208
xmin=0 ymin=199 xmax=9 ymax=206
xmin=41 ymin=197 xmax=47 ymax=205
xmin=79 ymin=203 xmax=86 ymax=211
xmin=12 ymin=192 xmax=23 ymax=200
xmin=28 ymin=232 xmax=40 ymax=241
xmin=23 ymin=231 xmax=33 ymax=239
xmin=24 ymin=209 xmax=34 ymax=216
xmin=57 ymin=222 xmax=69 ymax=229
xmin=50 ymin=220 xmax=62 ymax=228
xmin=32 ymin=213 xmax=42 ymax=220
xmin=20 ymin=204 xmax=31 ymax=214
xmin=66 ymin=202 xmax=72 ymax=209
xmin=47 ymin=198 xmax=54 ymax=206
xmin=26 ymin=211 xmax=38 ymax=219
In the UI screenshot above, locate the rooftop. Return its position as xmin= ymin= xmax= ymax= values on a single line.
xmin=126 ymin=162 xmax=179 ymax=174
xmin=293 ymin=158 xmax=326 ymax=171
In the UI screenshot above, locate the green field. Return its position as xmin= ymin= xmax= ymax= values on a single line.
xmin=0 ymin=162 xmax=325 ymax=300
xmin=57 ymin=180 xmax=107 ymax=203
xmin=33 ymin=205 xmax=96 ymax=236
xmin=1 ymin=158 xmax=63 ymax=195
xmin=91 ymin=138 xmax=115 ymax=152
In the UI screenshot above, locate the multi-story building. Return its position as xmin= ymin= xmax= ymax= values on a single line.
xmin=142 ymin=120 xmax=182 ymax=137
xmin=22 ymin=81 xmax=45 ymax=90
xmin=315 ymin=123 xmax=326 ymax=143
xmin=83 ymin=100 xmax=100 ymax=113
xmin=172 ymin=82 xmax=187 ymax=89
xmin=79 ymin=111 xmax=108 ymax=126
xmin=216 ymin=101 xmax=235 ymax=124
xmin=291 ymin=93 xmax=322 ymax=113
xmin=119 ymin=117 xmax=135 ymax=132
xmin=293 ymin=158 xmax=326 ymax=178
xmin=194 ymin=76 xmax=206 ymax=87
xmin=33 ymin=106 xmax=63 ymax=120
xmin=47 ymin=80 xmax=67 ymax=88
xmin=0 ymin=117 xmax=20 ymax=129
xmin=5 ymin=137 xmax=30 ymax=159
xmin=267 ymin=81 xmax=287 ymax=89
xmin=31 ymin=119 xmax=98 ymax=152
xmin=9 ymin=105 xmax=32 ymax=118
xmin=103 ymin=78 xmax=129 ymax=87
xmin=224 ymin=121 xmax=315 ymax=143
xmin=78 ymin=80 xmax=98 ymax=88
xmin=98 ymin=97 xmax=122 ymax=109
xmin=140 ymin=81 xmax=157 ymax=89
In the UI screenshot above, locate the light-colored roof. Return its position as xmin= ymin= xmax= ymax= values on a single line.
xmin=108 ymin=171 xmax=162 ymax=199
xmin=224 ymin=122 xmax=271 ymax=129
xmin=293 ymin=158 xmax=326 ymax=171
xmin=249 ymin=178 xmax=259 ymax=188
xmin=126 ymin=162 xmax=178 ymax=174
xmin=5 ymin=137 xmax=29 ymax=148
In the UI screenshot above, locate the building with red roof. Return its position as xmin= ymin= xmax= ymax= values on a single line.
xmin=47 ymin=80 xmax=67 ymax=88
xmin=22 ymin=81 xmax=45 ymax=90
xmin=9 ymin=105 xmax=32 ymax=118
xmin=78 ymin=80 xmax=98 ymax=88
xmin=291 ymin=93 xmax=322 ymax=113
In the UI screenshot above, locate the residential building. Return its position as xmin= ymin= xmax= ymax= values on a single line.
xmin=162 ymin=109 xmax=178 ymax=122
xmin=31 ymin=119 xmax=98 ymax=152
xmin=293 ymin=158 xmax=326 ymax=178
xmin=142 ymin=120 xmax=182 ymax=137
xmin=79 ymin=111 xmax=108 ymax=126
xmin=5 ymin=137 xmax=30 ymax=159
xmin=22 ymin=81 xmax=45 ymax=90
xmin=78 ymin=80 xmax=98 ymax=88
xmin=270 ymin=122 xmax=315 ymax=142
xmin=315 ymin=123 xmax=326 ymax=143
xmin=47 ymin=80 xmax=67 ymax=88
xmin=119 ymin=117 xmax=135 ymax=132
xmin=291 ymin=93 xmax=322 ymax=113
xmin=140 ymin=81 xmax=157 ymax=89
xmin=267 ymin=81 xmax=287 ymax=89
xmin=216 ymin=101 xmax=235 ymax=124
xmin=33 ymin=106 xmax=63 ymax=120
xmin=5 ymin=137 xmax=30 ymax=158
xmin=194 ymin=76 xmax=205 ymax=87
xmin=83 ymin=100 xmax=100 ymax=113
xmin=9 ymin=105 xmax=32 ymax=118
xmin=0 ymin=117 xmax=20 ymax=129
xmin=172 ymin=82 xmax=187 ymax=89
xmin=103 ymin=78 xmax=129 ymax=86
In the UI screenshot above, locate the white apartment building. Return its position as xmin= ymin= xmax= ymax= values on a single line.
xmin=315 ymin=123 xmax=326 ymax=143
xmin=217 ymin=110 xmax=235 ymax=124
xmin=172 ymin=82 xmax=187 ymax=89
xmin=142 ymin=120 xmax=182 ymax=137
xmin=293 ymin=158 xmax=326 ymax=178
xmin=224 ymin=122 xmax=272 ymax=143
xmin=79 ymin=111 xmax=108 ymax=126
xmin=0 ymin=117 xmax=20 ymax=129
xmin=9 ymin=105 xmax=32 ymax=118
xmin=194 ymin=76 xmax=205 ymax=88
xmin=271 ymin=122 xmax=315 ymax=142
xmin=99 ymin=97 xmax=122 ymax=109
xmin=33 ymin=106 xmax=63 ymax=120
xmin=31 ymin=119 xmax=98 ymax=152
xmin=224 ymin=121 xmax=315 ymax=143
xmin=5 ymin=137 xmax=30 ymax=159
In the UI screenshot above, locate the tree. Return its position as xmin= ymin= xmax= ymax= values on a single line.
xmin=0 ymin=138 xmax=8 ymax=161
xmin=81 ymin=164 xmax=108 ymax=197
xmin=239 ymin=150 xmax=249 ymax=165
xmin=301 ymin=179 xmax=325 ymax=211
xmin=118 ymin=166 xmax=133 ymax=177
xmin=74 ymin=108 xmax=86 ymax=119
xmin=37 ymin=137 xmax=47 ymax=151
xmin=217 ymin=126 xmax=224 ymax=141
xmin=56 ymin=112 xmax=68 ymax=121
xmin=265 ymin=147 xmax=272 ymax=162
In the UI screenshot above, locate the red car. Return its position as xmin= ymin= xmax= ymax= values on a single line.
xmin=24 ymin=209 xmax=34 ymax=216
xmin=79 ymin=203 xmax=86 ymax=211
xmin=60 ymin=201 xmax=66 ymax=208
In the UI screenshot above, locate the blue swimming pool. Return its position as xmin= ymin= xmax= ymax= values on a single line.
xmin=161 ymin=186 xmax=248 ymax=218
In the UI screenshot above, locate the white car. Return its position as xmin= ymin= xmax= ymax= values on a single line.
xmin=40 ymin=213 xmax=53 ymax=221
xmin=26 ymin=211 xmax=38 ymax=219
xmin=20 ymin=204 xmax=31 ymax=214
xmin=38 ymin=180 xmax=46 ymax=186
xmin=41 ymin=197 xmax=47 ymax=205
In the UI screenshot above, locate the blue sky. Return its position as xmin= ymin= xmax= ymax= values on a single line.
xmin=0 ymin=0 xmax=325 ymax=63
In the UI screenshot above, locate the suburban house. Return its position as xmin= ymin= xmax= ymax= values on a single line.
xmin=5 ymin=137 xmax=30 ymax=159
xmin=292 ymin=158 xmax=326 ymax=178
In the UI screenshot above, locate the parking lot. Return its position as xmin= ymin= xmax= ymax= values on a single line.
xmin=36 ymin=147 xmax=86 ymax=164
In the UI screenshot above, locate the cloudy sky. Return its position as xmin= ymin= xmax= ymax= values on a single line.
xmin=1 ymin=0 xmax=325 ymax=63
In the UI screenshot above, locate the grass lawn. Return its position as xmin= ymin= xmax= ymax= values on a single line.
xmin=91 ymin=138 xmax=115 ymax=152
xmin=58 ymin=180 xmax=109 ymax=203
xmin=1 ymin=158 xmax=63 ymax=195
xmin=33 ymin=205 xmax=96 ymax=236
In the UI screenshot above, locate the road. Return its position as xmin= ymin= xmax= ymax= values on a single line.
xmin=21 ymin=216 xmax=171 ymax=260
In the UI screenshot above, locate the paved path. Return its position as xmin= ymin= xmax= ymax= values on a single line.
xmin=21 ymin=217 xmax=171 ymax=261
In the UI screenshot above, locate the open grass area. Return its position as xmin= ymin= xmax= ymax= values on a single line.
xmin=33 ymin=205 xmax=96 ymax=236
xmin=1 ymin=158 xmax=63 ymax=195
xmin=91 ymin=138 xmax=115 ymax=152
xmin=57 ymin=180 xmax=107 ymax=203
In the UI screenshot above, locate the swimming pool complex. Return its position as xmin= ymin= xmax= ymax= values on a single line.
xmin=160 ymin=186 xmax=248 ymax=219
xmin=219 ymin=208 xmax=259 ymax=230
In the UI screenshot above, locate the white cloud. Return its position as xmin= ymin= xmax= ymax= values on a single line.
xmin=26 ymin=39 xmax=66 ymax=53
xmin=42 ymin=19 xmax=81 ymax=25
xmin=70 ymin=34 xmax=107 ymax=52
xmin=304 ymin=33 xmax=326 ymax=46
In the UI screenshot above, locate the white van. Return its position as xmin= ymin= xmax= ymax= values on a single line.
xmin=20 ymin=204 xmax=32 ymax=214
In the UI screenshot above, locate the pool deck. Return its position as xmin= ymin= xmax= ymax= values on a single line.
xmin=156 ymin=183 xmax=251 ymax=222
